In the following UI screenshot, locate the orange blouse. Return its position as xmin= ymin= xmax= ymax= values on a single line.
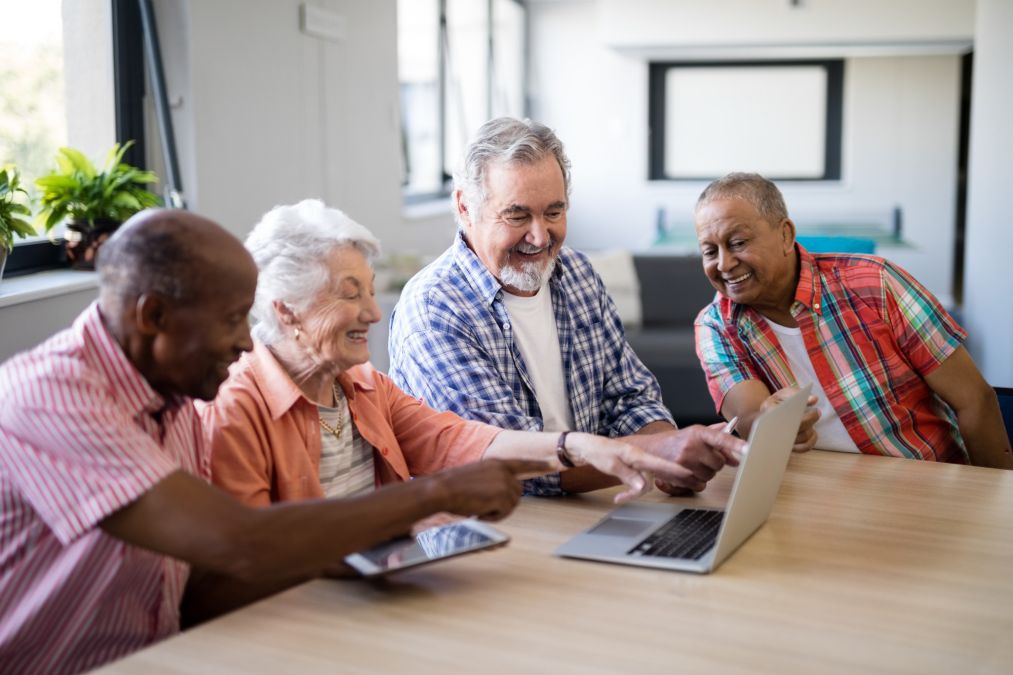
xmin=199 ymin=341 xmax=501 ymax=506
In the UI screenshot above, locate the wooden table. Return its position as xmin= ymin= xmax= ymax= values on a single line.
xmin=105 ymin=451 xmax=1013 ymax=674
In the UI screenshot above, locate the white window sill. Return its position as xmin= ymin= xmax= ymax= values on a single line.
xmin=0 ymin=270 xmax=100 ymax=309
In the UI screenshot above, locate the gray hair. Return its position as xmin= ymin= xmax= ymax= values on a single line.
xmin=244 ymin=199 xmax=381 ymax=345
xmin=452 ymin=117 xmax=571 ymax=227
xmin=695 ymin=172 xmax=789 ymax=225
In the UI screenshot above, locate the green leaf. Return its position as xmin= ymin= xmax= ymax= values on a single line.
xmin=58 ymin=147 xmax=97 ymax=179
xmin=112 ymin=192 xmax=141 ymax=210
xmin=10 ymin=216 xmax=37 ymax=238
xmin=42 ymin=204 xmax=68 ymax=231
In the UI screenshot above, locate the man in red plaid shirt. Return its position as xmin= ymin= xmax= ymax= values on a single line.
xmin=694 ymin=172 xmax=1011 ymax=469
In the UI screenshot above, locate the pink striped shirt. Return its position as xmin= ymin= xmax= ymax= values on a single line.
xmin=0 ymin=302 xmax=209 ymax=673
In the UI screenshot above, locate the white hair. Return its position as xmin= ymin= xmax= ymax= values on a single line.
xmin=452 ymin=117 xmax=571 ymax=228
xmin=245 ymin=199 xmax=381 ymax=345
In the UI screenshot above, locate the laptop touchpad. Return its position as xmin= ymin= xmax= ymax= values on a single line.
xmin=588 ymin=518 xmax=655 ymax=538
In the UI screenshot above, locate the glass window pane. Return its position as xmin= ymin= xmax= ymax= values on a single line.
xmin=492 ymin=0 xmax=524 ymax=119
xmin=444 ymin=0 xmax=489 ymax=175
xmin=0 ymin=0 xmax=67 ymax=241
xmin=398 ymin=0 xmax=442 ymax=196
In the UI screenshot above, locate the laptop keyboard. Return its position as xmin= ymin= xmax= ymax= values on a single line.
xmin=629 ymin=508 xmax=724 ymax=560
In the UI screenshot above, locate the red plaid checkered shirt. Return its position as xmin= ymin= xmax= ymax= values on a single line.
xmin=695 ymin=246 xmax=968 ymax=463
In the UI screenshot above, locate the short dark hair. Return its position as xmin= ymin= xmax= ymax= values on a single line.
xmin=696 ymin=172 xmax=789 ymax=225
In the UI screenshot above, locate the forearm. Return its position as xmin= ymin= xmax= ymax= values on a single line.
xmin=483 ymin=430 xmax=618 ymax=493
xmin=956 ymin=395 xmax=1013 ymax=469
xmin=101 ymin=471 xmax=452 ymax=584
xmin=181 ymin=567 xmax=312 ymax=628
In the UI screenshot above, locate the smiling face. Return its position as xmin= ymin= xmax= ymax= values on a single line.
xmin=695 ymin=197 xmax=799 ymax=317
xmin=295 ymin=246 xmax=381 ymax=373
xmin=151 ymin=249 xmax=258 ymax=401
xmin=457 ymin=155 xmax=567 ymax=297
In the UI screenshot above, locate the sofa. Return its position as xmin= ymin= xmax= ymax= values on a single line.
xmin=624 ymin=254 xmax=722 ymax=428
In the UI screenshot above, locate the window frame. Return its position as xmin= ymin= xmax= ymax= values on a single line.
xmin=400 ymin=0 xmax=528 ymax=205
xmin=3 ymin=0 xmax=145 ymax=278
xmin=647 ymin=59 xmax=844 ymax=182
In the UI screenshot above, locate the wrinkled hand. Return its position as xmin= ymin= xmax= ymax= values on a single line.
xmin=762 ymin=387 xmax=820 ymax=452
xmin=565 ymin=432 xmax=740 ymax=504
xmin=430 ymin=458 xmax=551 ymax=521
xmin=629 ymin=425 xmax=746 ymax=496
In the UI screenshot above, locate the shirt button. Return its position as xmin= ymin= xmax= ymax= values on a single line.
xmin=503 ymin=322 xmax=510 ymax=330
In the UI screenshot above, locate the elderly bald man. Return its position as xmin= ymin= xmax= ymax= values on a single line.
xmin=0 ymin=209 xmax=545 ymax=673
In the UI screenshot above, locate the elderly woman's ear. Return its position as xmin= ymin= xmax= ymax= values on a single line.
xmin=272 ymin=300 xmax=299 ymax=329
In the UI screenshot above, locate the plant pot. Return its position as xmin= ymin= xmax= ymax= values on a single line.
xmin=0 ymin=247 xmax=7 ymax=285
xmin=65 ymin=220 xmax=120 ymax=270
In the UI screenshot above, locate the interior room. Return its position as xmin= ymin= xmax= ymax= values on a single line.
xmin=1 ymin=1 xmax=1011 ymax=672
xmin=1 ymin=0 xmax=1011 ymax=390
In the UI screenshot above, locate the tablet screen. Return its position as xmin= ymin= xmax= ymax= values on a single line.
xmin=346 ymin=520 xmax=507 ymax=576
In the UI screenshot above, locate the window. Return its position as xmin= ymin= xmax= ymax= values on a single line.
xmin=398 ymin=0 xmax=526 ymax=203
xmin=1 ymin=0 xmax=144 ymax=277
xmin=0 ymin=1 xmax=67 ymax=242
xmin=648 ymin=60 xmax=843 ymax=181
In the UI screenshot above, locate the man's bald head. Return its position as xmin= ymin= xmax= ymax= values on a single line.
xmin=97 ymin=209 xmax=255 ymax=310
xmin=96 ymin=209 xmax=258 ymax=401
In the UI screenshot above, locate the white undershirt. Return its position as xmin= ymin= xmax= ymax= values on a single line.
xmin=501 ymin=286 xmax=575 ymax=432
xmin=762 ymin=318 xmax=860 ymax=453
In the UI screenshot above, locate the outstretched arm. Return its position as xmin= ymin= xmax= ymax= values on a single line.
xmin=100 ymin=459 xmax=548 ymax=624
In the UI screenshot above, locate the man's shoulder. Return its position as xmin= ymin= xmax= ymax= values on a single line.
xmin=396 ymin=247 xmax=485 ymax=332
xmin=693 ymin=293 xmax=731 ymax=329
xmin=0 ymin=327 xmax=100 ymax=405
xmin=811 ymin=252 xmax=892 ymax=288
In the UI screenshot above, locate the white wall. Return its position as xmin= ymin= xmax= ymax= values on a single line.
xmin=962 ymin=0 xmax=1013 ymax=386
xmin=528 ymin=0 xmax=964 ymax=303
xmin=0 ymin=288 xmax=96 ymax=362
xmin=599 ymin=0 xmax=975 ymax=50
xmin=151 ymin=0 xmax=407 ymax=246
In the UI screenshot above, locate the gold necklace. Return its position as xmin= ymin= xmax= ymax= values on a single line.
xmin=318 ymin=382 xmax=344 ymax=439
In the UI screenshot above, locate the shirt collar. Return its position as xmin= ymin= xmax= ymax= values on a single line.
xmin=79 ymin=302 xmax=175 ymax=417
xmin=792 ymin=243 xmax=824 ymax=314
xmin=452 ymin=230 xmax=505 ymax=306
xmin=452 ymin=229 xmax=568 ymax=306
xmin=249 ymin=341 xmax=374 ymax=420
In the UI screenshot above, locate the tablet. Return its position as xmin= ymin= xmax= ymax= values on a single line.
xmin=344 ymin=518 xmax=510 ymax=577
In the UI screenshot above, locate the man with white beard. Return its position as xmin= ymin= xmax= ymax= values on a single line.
xmin=389 ymin=117 xmax=740 ymax=497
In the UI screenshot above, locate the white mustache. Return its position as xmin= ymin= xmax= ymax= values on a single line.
xmin=512 ymin=239 xmax=557 ymax=255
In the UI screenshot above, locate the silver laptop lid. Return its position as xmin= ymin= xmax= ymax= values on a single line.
xmin=708 ymin=384 xmax=812 ymax=569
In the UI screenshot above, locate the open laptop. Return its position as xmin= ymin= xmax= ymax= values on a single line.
xmin=555 ymin=384 xmax=811 ymax=574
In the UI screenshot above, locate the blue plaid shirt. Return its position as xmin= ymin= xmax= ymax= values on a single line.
xmin=388 ymin=231 xmax=673 ymax=495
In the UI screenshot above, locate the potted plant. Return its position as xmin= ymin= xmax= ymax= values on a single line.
xmin=0 ymin=166 xmax=38 ymax=281
xmin=35 ymin=141 xmax=160 ymax=269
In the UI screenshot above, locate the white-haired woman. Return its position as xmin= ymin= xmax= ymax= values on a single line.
xmin=201 ymin=199 xmax=700 ymax=510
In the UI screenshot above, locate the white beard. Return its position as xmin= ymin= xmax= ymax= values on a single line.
xmin=498 ymin=255 xmax=557 ymax=293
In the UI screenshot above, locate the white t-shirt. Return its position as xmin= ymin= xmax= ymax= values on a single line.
xmin=762 ymin=317 xmax=860 ymax=453
xmin=501 ymin=286 xmax=575 ymax=432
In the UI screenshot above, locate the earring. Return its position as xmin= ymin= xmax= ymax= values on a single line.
xmin=294 ymin=328 xmax=301 ymax=340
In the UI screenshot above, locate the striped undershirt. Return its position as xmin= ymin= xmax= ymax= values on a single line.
xmin=317 ymin=389 xmax=374 ymax=498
